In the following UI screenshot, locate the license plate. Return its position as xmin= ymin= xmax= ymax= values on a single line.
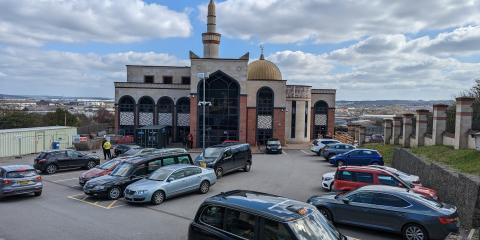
xmin=200 ymin=162 xmax=207 ymax=168
xmin=18 ymin=180 xmax=31 ymax=185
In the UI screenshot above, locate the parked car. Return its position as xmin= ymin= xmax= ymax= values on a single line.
xmin=308 ymin=185 xmax=459 ymax=240
xmin=83 ymin=152 xmax=193 ymax=199
xmin=34 ymin=150 xmax=100 ymax=174
xmin=124 ymin=164 xmax=216 ymax=205
xmin=0 ymin=165 xmax=43 ymax=199
xmin=329 ymin=149 xmax=384 ymax=167
xmin=322 ymin=171 xmax=336 ymax=191
xmin=79 ymin=158 xmax=126 ymax=186
xmin=265 ymin=138 xmax=282 ymax=154
xmin=194 ymin=143 xmax=252 ymax=178
xmin=368 ymin=165 xmax=421 ymax=185
xmin=334 ymin=166 xmax=438 ymax=200
xmin=311 ymin=139 xmax=341 ymax=156
xmin=189 ymin=190 xmax=347 ymax=240
xmin=112 ymin=144 xmax=140 ymax=158
xmin=117 ymin=147 xmax=156 ymax=157
xmin=322 ymin=143 xmax=355 ymax=159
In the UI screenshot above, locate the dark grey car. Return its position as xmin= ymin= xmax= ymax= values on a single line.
xmin=0 ymin=165 xmax=43 ymax=199
xmin=321 ymin=143 xmax=355 ymax=159
xmin=307 ymin=185 xmax=459 ymax=240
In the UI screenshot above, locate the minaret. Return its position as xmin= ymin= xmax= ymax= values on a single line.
xmin=202 ymin=0 xmax=221 ymax=58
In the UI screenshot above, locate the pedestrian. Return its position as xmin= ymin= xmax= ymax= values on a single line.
xmin=102 ymin=138 xmax=112 ymax=159
xmin=188 ymin=132 xmax=193 ymax=149
xmin=101 ymin=138 xmax=108 ymax=160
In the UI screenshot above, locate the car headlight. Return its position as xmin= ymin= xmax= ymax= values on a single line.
xmin=93 ymin=185 xmax=106 ymax=190
xmin=136 ymin=190 xmax=148 ymax=195
xmin=278 ymin=146 xmax=282 ymax=149
xmin=324 ymin=177 xmax=333 ymax=181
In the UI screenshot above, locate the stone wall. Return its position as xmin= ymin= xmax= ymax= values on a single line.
xmin=392 ymin=148 xmax=480 ymax=228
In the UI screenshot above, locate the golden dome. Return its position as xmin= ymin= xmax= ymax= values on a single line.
xmin=247 ymin=54 xmax=282 ymax=81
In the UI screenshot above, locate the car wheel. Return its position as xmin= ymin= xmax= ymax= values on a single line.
xmin=151 ymin=190 xmax=165 ymax=205
xmin=337 ymin=161 xmax=345 ymax=167
xmin=45 ymin=164 xmax=57 ymax=175
xmin=34 ymin=191 xmax=42 ymax=197
xmin=199 ymin=181 xmax=210 ymax=194
xmin=108 ymin=187 xmax=122 ymax=200
xmin=329 ymin=182 xmax=333 ymax=191
xmin=403 ymin=224 xmax=428 ymax=240
xmin=318 ymin=207 xmax=333 ymax=222
xmin=244 ymin=162 xmax=252 ymax=172
xmin=86 ymin=160 xmax=97 ymax=169
xmin=215 ymin=167 xmax=224 ymax=178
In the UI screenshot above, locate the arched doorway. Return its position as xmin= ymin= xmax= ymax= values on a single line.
xmin=138 ymin=96 xmax=155 ymax=127
xmin=313 ymin=100 xmax=328 ymax=138
xmin=118 ymin=95 xmax=135 ymax=136
xmin=157 ymin=97 xmax=174 ymax=144
xmin=256 ymin=87 xmax=274 ymax=145
xmin=198 ymin=71 xmax=240 ymax=147
xmin=176 ymin=97 xmax=190 ymax=142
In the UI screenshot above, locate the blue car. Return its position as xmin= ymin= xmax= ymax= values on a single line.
xmin=124 ymin=164 xmax=216 ymax=205
xmin=329 ymin=149 xmax=383 ymax=167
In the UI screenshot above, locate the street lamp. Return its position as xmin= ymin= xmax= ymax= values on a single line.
xmin=197 ymin=72 xmax=211 ymax=153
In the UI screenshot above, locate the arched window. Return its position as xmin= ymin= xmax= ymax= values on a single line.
xmin=118 ymin=96 xmax=135 ymax=136
xmin=256 ymin=87 xmax=274 ymax=145
xmin=137 ymin=96 xmax=155 ymax=127
xmin=198 ymin=71 xmax=240 ymax=146
xmin=157 ymin=97 xmax=174 ymax=126
xmin=176 ymin=97 xmax=190 ymax=141
xmin=313 ymin=101 xmax=328 ymax=138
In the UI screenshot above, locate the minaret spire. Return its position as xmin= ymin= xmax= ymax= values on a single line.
xmin=260 ymin=45 xmax=265 ymax=60
xmin=202 ymin=0 xmax=221 ymax=58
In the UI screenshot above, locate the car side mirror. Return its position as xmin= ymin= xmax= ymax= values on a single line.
xmin=342 ymin=198 xmax=350 ymax=204
xmin=167 ymin=177 xmax=175 ymax=182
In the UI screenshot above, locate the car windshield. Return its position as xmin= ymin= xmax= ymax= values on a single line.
xmin=98 ymin=160 xmax=120 ymax=170
xmin=203 ymin=148 xmax=223 ymax=158
xmin=289 ymin=210 xmax=343 ymax=240
xmin=110 ymin=163 xmax=134 ymax=177
xmin=147 ymin=169 xmax=173 ymax=181
xmin=124 ymin=148 xmax=142 ymax=156
xmin=267 ymin=140 xmax=280 ymax=145
xmin=37 ymin=152 xmax=48 ymax=159
xmin=6 ymin=170 xmax=37 ymax=178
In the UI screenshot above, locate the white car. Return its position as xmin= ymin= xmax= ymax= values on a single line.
xmin=310 ymin=139 xmax=340 ymax=156
xmin=321 ymin=171 xmax=335 ymax=191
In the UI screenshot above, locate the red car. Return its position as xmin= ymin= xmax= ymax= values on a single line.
xmin=78 ymin=159 xmax=124 ymax=186
xmin=334 ymin=166 xmax=438 ymax=200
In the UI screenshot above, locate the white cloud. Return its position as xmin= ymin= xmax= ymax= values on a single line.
xmin=0 ymin=47 xmax=188 ymax=97
xmin=0 ymin=0 xmax=192 ymax=46
xmin=212 ymin=0 xmax=480 ymax=44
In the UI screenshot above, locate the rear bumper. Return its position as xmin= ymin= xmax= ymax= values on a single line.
xmin=1 ymin=184 xmax=43 ymax=197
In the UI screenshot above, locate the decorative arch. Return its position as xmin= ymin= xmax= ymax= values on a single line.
xmin=256 ymin=87 xmax=274 ymax=145
xmin=176 ymin=97 xmax=190 ymax=141
xmin=197 ymin=70 xmax=240 ymax=146
xmin=313 ymin=100 xmax=329 ymax=139
xmin=157 ymin=96 xmax=174 ymax=126
xmin=137 ymin=96 xmax=155 ymax=127
xmin=118 ymin=95 xmax=136 ymax=136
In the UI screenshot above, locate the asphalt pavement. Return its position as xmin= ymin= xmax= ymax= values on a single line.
xmin=0 ymin=150 xmax=400 ymax=240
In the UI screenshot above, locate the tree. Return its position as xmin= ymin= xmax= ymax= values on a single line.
xmin=44 ymin=108 xmax=78 ymax=126
xmin=0 ymin=110 xmax=45 ymax=129
xmin=94 ymin=107 xmax=114 ymax=125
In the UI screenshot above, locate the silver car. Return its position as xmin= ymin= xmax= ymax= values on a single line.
xmin=124 ymin=164 xmax=216 ymax=205
xmin=0 ymin=165 xmax=43 ymax=199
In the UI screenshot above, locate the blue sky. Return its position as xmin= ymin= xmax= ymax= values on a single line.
xmin=0 ymin=0 xmax=479 ymax=100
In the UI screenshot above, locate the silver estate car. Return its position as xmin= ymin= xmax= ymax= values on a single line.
xmin=0 ymin=165 xmax=43 ymax=199
xmin=124 ymin=164 xmax=217 ymax=205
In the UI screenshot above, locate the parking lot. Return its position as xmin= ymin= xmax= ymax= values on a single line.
xmin=0 ymin=149 xmax=399 ymax=240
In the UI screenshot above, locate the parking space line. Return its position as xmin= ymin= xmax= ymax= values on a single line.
xmin=106 ymin=200 xmax=117 ymax=209
xmin=52 ymin=178 xmax=78 ymax=183
xmin=67 ymin=195 xmax=109 ymax=209
xmin=300 ymin=150 xmax=310 ymax=155
xmin=282 ymin=151 xmax=288 ymax=155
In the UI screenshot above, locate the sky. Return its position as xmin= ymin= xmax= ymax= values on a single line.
xmin=0 ymin=0 xmax=479 ymax=100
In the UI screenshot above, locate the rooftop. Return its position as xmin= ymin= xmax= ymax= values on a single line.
xmin=0 ymin=126 xmax=76 ymax=134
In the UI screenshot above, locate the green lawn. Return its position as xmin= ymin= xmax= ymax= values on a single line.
xmin=363 ymin=144 xmax=480 ymax=176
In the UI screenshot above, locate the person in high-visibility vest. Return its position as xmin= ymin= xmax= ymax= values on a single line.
xmin=102 ymin=138 xmax=112 ymax=159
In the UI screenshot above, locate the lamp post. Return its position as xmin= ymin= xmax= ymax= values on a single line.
xmin=197 ymin=73 xmax=211 ymax=153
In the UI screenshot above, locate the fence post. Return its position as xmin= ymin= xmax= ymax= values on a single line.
xmin=384 ymin=119 xmax=393 ymax=144
xmin=358 ymin=126 xmax=366 ymax=146
xmin=402 ymin=114 xmax=414 ymax=147
xmin=415 ymin=109 xmax=430 ymax=147
xmin=454 ymin=97 xmax=475 ymax=149
xmin=392 ymin=116 xmax=402 ymax=145
xmin=432 ymin=104 xmax=448 ymax=145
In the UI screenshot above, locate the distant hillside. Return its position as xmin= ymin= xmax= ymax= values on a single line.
xmin=0 ymin=94 xmax=112 ymax=101
xmin=336 ymin=100 xmax=454 ymax=107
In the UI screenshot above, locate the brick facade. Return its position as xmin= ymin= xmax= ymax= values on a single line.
xmin=189 ymin=95 xmax=198 ymax=148
xmin=327 ymin=108 xmax=335 ymax=137
xmin=246 ymin=107 xmax=257 ymax=146
xmin=273 ymin=108 xmax=286 ymax=145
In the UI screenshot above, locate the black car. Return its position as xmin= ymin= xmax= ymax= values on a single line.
xmin=113 ymin=144 xmax=140 ymax=158
xmin=83 ymin=152 xmax=193 ymax=199
xmin=307 ymin=185 xmax=459 ymax=240
xmin=34 ymin=150 xmax=100 ymax=174
xmin=265 ymin=138 xmax=282 ymax=154
xmin=194 ymin=143 xmax=252 ymax=178
xmin=188 ymin=190 xmax=346 ymax=240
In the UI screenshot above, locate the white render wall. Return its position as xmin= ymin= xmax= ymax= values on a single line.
xmin=285 ymin=99 xmax=311 ymax=143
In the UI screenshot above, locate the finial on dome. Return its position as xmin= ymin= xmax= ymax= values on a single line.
xmin=208 ymin=0 xmax=215 ymax=16
xmin=260 ymin=45 xmax=264 ymax=60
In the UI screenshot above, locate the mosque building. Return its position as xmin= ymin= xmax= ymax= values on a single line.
xmin=114 ymin=0 xmax=336 ymax=148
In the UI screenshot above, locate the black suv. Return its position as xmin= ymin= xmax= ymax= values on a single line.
xmin=34 ymin=150 xmax=100 ymax=174
xmin=194 ymin=143 xmax=252 ymax=178
xmin=83 ymin=152 xmax=193 ymax=199
xmin=189 ymin=190 xmax=346 ymax=240
xmin=265 ymin=138 xmax=282 ymax=154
